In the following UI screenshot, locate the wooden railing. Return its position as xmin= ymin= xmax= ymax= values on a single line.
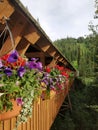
xmin=0 ymin=80 xmax=73 ymax=130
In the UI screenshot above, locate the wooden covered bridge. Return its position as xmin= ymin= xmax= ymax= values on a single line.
xmin=0 ymin=0 xmax=76 ymax=130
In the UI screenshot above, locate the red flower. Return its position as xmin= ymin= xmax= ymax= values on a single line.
xmin=61 ymin=71 xmax=69 ymax=78
xmin=17 ymin=57 xmax=26 ymax=67
xmin=55 ymin=65 xmax=64 ymax=71
xmin=1 ymin=54 xmax=10 ymax=67
xmin=46 ymin=67 xmax=51 ymax=73
xmin=1 ymin=53 xmax=10 ymax=61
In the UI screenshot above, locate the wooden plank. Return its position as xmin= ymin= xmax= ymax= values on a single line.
xmin=42 ymin=100 xmax=45 ymax=130
xmin=30 ymin=118 xmax=32 ymax=130
xmin=10 ymin=117 xmax=17 ymax=130
xmin=36 ymin=38 xmax=51 ymax=52
xmin=22 ymin=122 xmax=27 ymax=130
xmin=23 ymin=24 xmax=40 ymax=45
xmin=44 ymin=100 xmax=47 ymax=130
xmin=33 ymin=101 xmax=36 ymax=130
xmin=4 ymin=119 xmax=11 ymax=130
xmin=0 ymin=121 xmax=3 ymax=130
xmin=37 ymin=99 xmax=40 ymax=130
xmin=58 ymin=57 xmax=63 ymax=61
xmin=25 ymin=52 xmax=43 ymax=58
xmin=0 ymin=0 xmax=14 ymax=20
xmin=47 ymin=59 xmax=57 ymax=68
xmin=46 ymin=100 xmax=50 ymax=130
xmin=54 ymin=53 xmax=60 ymax=60
xmin=27 ymin=118 xmax=31 ymax=130
xmin=47 ymin=46 xmax=56 ymax=57
xmin=40 ymin=99 xmax=43 ymax=130
xmin=32 ymin=106 xmax=34 ymax=130
xmin=36 ymin=101 xmax=39 ymax=130
xmin=16 ymin=38 xmax=30 ymax=55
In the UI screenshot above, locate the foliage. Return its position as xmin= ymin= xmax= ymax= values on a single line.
xmin=53 ymin=35 xmax=95 ymax=84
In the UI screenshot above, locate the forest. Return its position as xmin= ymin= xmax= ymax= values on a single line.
xmin=50 ymin=17 xmax=98 ymax=130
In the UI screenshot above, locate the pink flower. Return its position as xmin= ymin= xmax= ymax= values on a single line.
xmin=16 ymin=98 xmax=24 ymax=106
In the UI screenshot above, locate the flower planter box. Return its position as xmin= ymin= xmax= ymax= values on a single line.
xmin=0 ymin=99 xmax=21 ymax=121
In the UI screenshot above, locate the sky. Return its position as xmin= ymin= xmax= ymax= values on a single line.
xmin=20 ymin=0 xmax=97 ymax=41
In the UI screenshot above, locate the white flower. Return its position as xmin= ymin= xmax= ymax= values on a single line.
xmin=0 ymin=93 xmax=4 ymax=97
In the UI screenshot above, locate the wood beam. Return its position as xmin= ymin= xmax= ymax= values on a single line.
xmin=0 ymin=12 xmax=27 ymax=56
xmin=47 ymin=58 xmax=57 ymax=68
xmin=23 ymin=24 xmax=40 ymax=45
xmin=63 ymin=60 xmax=68 ymax=65
xmin=0 ymin=0 xmax=14 ymax=20
xmin=47 ymin=46 xmax=56 ymax=57
xmin=58 ymin=57 xmax=63 ymax=61
xmin=16 ymin=38 xmax=30 ymax=55
xmin=25 ymin=52 xmax=42 ymax=58
xmin=54 ymin=53 xmax=60 ymax=60
xmin=36 ymin=38 xmax=51 ymax=52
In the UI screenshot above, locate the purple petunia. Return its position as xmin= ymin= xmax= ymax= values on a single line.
xmin=17 ymin=67 xmax=25 ymax=77
xmin=7 ymin=50 xmax=18 ymax=63
xmin=36 ymin=62 xmax=42 ymax=71
xmin=28 ymin=61 xmax=37 ymax=70
xmin=4 ymin=68 xmax=12 ymax=76
xmin=28 ymin=58 xmax=42 ymax=71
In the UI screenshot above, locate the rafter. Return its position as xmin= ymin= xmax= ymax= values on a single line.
xmin=16 ymin=38 xmax=30 ymax=55
xmin=47 ymin=58 xmax=57 ymax=67
xmin=47 ymin=46 xmax=56 ymax=57
xmin=36 ymin=37 xmax=51 ymax=52
xmin=0 ymin=0 xmax=14 ymax=20
xmin=23 ymin=24 xmax=40 ymax=44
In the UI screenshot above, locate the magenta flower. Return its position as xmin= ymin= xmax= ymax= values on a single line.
xmin=17 ymin=67 xmax=25 ymax=77
xmin=7 ymin=50 xmax=18 ymax=63
xmin=4 ymin=68 xmax=12 ymax=76
xmin=16 ymin=98 xmax=24 ymax=105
